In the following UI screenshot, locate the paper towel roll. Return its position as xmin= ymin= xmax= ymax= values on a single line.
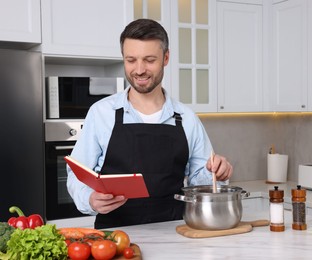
xmin=267 ymin=154 xmax=288 ymax=183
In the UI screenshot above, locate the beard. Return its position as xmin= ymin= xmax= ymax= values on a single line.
xmin=125 ymin=66 xmax=165 ymax=94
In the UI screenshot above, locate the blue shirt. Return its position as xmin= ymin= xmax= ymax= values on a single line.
xmin=67 ymin=86 xmax=223 ymax=215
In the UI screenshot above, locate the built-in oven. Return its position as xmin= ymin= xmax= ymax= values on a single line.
xmin=45 ymin=121 xmax=85 ymax=220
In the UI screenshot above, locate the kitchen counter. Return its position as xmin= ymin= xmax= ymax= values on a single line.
xmin=118 ymin=209 xmax=312 ymax=260
xmin=114 ymin=180 xmax=312 ymax=259
xmin=48 ymin=180 xmax=312 ymax=259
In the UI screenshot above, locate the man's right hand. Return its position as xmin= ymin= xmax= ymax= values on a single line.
xmin=89 ymin=191 xmax=128 ymax=214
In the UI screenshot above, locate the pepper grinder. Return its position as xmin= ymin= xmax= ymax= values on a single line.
xmin=292 ymin=185 xmax=307 ymax=230
xmin=269 ymin=186 xmax=285 ymax=232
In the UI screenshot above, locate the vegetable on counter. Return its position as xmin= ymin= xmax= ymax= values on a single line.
xmin=8 ymin=206 xmax=44 ymax=229
xmin=68 ymin=241 xmax=91 ymax=260
xmin=109 ymin=230 xmax=131 ymax=255
xmin=91 ymin=240 xmax=117 ymax=260
xmin=61 ymin=227 xmax=135 ymax=259
xmin=3 ymin=224 xmax=68 ymax=260
xmin=0 ymin=222 xmax=15 ymax=253
xmin=123 ymin=247 xmax=135 ymax=259
xmin=0 ymin=224 xmax=137 ymax=260
xmin=58 ymin=227 xmax=105 ymax=240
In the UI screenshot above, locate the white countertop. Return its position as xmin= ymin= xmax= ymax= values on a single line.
xmin=118 ymin=208 xmax=312 ymax=259
xmin=114 ymin=180 xmax=312 ymax=259
xmin=48 ymin=180 xmax=312 ymax=259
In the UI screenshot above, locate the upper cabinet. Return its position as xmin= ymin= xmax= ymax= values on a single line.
xmin=170 ymin=0 xmax=216 ymax=112
xmin=168 ymin=0 xmax=311 ymax=113
xmin=2 ymin=0 xmax=309 ymax=113
xmin=217 ymin=1 xmax=263 ymax=112
xmin=268 ymin=0 xmax=308 ymax=112
xmin=134 ymin=0 xmax=265 ymax=113
xmin=217 ymin=0 xmax=310 ymax=113
xmin=41 ymin=0 xmax=133 ymax=58
xmin=0 ymin=0 xmax=41 ymax=48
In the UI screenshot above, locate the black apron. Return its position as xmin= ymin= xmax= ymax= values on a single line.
xmin=95 ymin=108 xmax=189 ymax=229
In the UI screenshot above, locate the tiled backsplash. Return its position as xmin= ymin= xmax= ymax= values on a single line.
xmin=199 ymin=114 xmax=312 ymax=182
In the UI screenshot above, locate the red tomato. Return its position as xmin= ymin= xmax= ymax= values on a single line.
xmin=91 ymin=240 xmax=117 ymax=260
xmin=123 ymin=247 xmax=135 ymax=259
xmin=111 ymin=230 xmax=130 ymax=255
xmin=68 ymin=241 xmax=91 ymax=260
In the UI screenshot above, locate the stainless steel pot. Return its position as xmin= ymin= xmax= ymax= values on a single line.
xmin=174 ymin=185 xmax=250 ymax=230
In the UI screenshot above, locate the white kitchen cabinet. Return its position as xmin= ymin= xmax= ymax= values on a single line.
xmin=268 ymin=0 xmax=308 ymax=112
xmin=217 ymin=1 xmax=263 ymax=112
xmin=41 ymin=0 xmax=133 ymax=58
xmin=170 ymin=0 xmax=217 ymax=112
xmin=134 ymin=0 xmax=264 ymax=113
xmin=0 ymin=0 xmax=41 ymax=46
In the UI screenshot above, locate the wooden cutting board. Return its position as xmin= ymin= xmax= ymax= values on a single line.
xmin=176 ymin=219 xmax=269 ymax=238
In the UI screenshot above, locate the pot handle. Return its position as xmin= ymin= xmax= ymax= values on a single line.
xmin=241 ymin=190 xmax=250 ymax=198
xmin=174 ymin=194 xmax=196 ymax=203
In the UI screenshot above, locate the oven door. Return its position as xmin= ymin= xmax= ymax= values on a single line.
xmin=45 ymin=141 xmax=84 ymax=220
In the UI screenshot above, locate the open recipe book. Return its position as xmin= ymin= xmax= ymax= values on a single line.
xmin=64 ymin=156 xmax=149 ymax=199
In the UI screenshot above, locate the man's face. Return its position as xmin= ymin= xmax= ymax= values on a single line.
xmin=122 ymin=38 xmax=169 ymax=94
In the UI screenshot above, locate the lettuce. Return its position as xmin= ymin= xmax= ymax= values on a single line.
xmin=4 ymin=224 xmax=67 ymax=260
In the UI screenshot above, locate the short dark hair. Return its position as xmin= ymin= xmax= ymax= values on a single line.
xmin=120 ymin=19 xmax=169 ymax=55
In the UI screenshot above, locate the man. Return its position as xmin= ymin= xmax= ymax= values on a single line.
xmin=67 ymin=19 xmax=233 ymax=229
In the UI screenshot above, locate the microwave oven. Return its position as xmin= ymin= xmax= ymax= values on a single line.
xmin=46 ymin=76 xmax=124 ymax=119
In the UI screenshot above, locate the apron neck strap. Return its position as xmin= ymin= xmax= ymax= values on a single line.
xmin=173 ymin=112 xmax=182 ymax=126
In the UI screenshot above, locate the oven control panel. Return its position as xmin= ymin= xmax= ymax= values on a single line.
xmin=45 ymin=121 xmax=84 ymax=142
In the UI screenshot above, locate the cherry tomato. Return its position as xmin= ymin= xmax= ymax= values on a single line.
xmin=111 ymin=230 xmax=130 ymax=255
xmin=123 ymin=247 xmax=135 ymax=259
xmin=68 ymin=241 xmax=91 ymax=260
xmin=91 ymin=240 xmax=117 ymax=260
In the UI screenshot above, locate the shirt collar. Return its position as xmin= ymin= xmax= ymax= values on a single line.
xmin=113 ymin=85 xmax=184 ymax=118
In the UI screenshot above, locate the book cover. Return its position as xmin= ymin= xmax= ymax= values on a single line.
xmin=64 ymin=156 xmax=149 ymax=199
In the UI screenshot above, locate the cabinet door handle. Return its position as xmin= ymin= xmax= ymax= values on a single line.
xmin=220 ymin=106 xmax=224 ymax=109
xmin=301 ymin=105 xmax=306 ymax=108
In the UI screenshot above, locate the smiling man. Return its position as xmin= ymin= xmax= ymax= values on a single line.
xmin=67 ymin=19 xmax=233 ymax=229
